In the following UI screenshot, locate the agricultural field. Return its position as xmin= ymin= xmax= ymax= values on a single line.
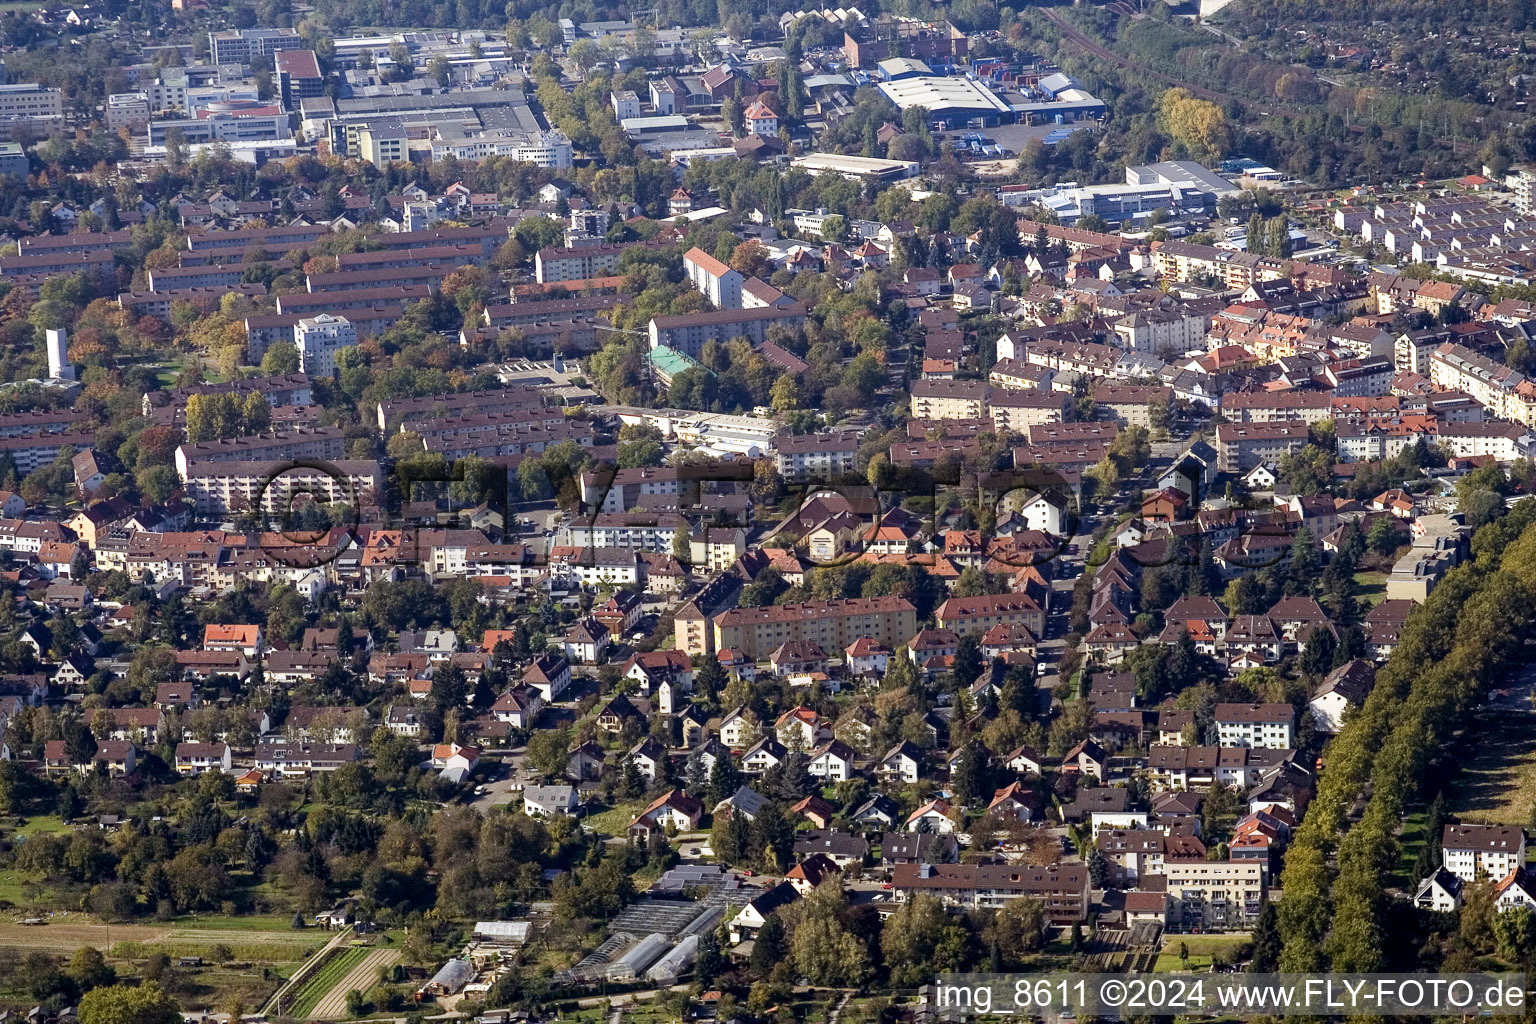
xmin=0 ymin=918 xmax=167 ymax=953
xmin=307 ymin=947 xmax=401 ymax=1019
xmin=0 ymin=912 xmax=322 ymax=959
xmin=287 ymin=945 xmax=373 ymax=1018
xmin=0 ymin=915 xmax=320 ymax=1012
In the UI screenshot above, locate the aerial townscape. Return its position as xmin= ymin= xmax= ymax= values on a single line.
xmin=6 ymin=0 xmax=1536 ymax=1021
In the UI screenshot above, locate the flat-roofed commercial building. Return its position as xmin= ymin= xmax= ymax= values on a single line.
xmin=791 ymin=152 xmax=920 ymax=181
xmin=876 ymin=74 xmax=1012 ymax=126
xmin=0 ymin=83 xmax=63 ymax=119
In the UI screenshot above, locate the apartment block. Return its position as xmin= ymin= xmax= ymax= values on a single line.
xmin=1213 ymin=703 xmax=1294 ymax=749
xmin=713 ymin=596 xmax=918 ymax=662
xmin=181 ymin=459 xmax=383 ymax=517
xmin=1442 ymin=824 xmax=1527 ymax=882
xmin=910 ymin=378 xmax=987 ymax=421
xmin=1163 ymin=859 xmax=1266 ymax=929
xmin=647 ymin=304 xmax=808 ymax=359
xmin=890 ymin=863 xmax=1089 ymax=922
xmin=295 ymin=314 xmax=357 ymax=378
xmin=683 ymin=247 xmax=743 ymax=309
xmin=774 ymin=429 xmax=863 ymax=483
xmin=1214 ymin=422 xmax=1311 ymax=473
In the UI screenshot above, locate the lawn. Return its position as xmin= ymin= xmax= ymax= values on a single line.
xmin=12 ymin=817 xmax=71 ymax=837
xmin=1451 ymin=708 xmax=1536 ymax=825
xmin=1353 ymin=570 xmax=1388 ymax=608
xmin=1153 ymin=953 xmax=1214 ymax=973
xmin=1396 ymin=807 xmax=1431 ymax=886
xmin=0 ymin=868 xmax=52 ymax=906
xmin=1153 ymin=933 xmax=1252 ymax=972
xmin=580 ymin=800 xmax=645 ymax=836
xmin=1169 ymin=934 xmax=1252 ymax=956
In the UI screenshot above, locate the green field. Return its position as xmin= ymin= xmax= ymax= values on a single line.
xmin=580 ymin=800 xmax=644 ymax=836
xmin=1353 ymin=570 xmax=1389 ymax=608
xmin=1153 ymin=953 xmax=1214 ymax=973
xmin=288 ymin=945 xmax=371 ymax=1018
xmin=1396 ymin=807 xmax=1431 ymax=886
xmin=1153 ymin=932 xmax=1251 ymax=972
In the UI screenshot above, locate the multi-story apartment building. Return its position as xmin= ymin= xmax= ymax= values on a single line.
xmin=1112 ymin=306 xmax=1208 ymax=355
xmin=1021 ymin=337 xmax=1123 ymax=378
xmin=934 ymin=593 xmax=1047 ymax=640
xmin=1428 ymin=343 xmax=1524 ymax=419
xmin=1437 ymin=420 xmax=1533 ymax=459
xmin=910 ymin=378 xmax=988 ymax=421
xmin=1213 ymin=703 xmax=1294 ymax=749
xmin=712 ymin=595 xmax=917 ymax=662
xmin=683 ymin=247 xmax=743 ymax=309
xmin=174 ymin=427 xmax=348 ymax=477
xmin=890 ymin=863 xmax=1089 ymax=922
xmin=1163 ymin=859 xmax=1266 ymax=929
xmin=375 ymin=386 xmax=546 ymax=433
xmin=295 ymin=314 xmax=357 ymax=378
xmin=0 ymin=433 xmax=95 ymax=474
xmin=0 ymin=408 xmax=87 ymax=437
xmin=276 ymin=285 xmax=433 ymax=317
xmin=1 ymin=248 xmax=117 ymax=281
xmin=988 ymin=389 xmax=1068 ymax=432
xmin=1093 ymin=384 xmax=1173 ymax=428
xmin=774 ymin=430 xmax=862 ymax=483
xmin=647 ymin=304 xmax=808 ymax=359
xmin=1214 ymin=422 xmax=1311 ymax=473
xmin=180 ymin=459 xmax=383 ymax=517
xmin=1150 ymin=239 xmax=1292 ymax=289
xmin=535 ymin=240 xmax=666 ymax=283
xmin=578 ymin=466 xmax=691 ymax=514
xmin=1442 ymin=824 xmax=1526 ymax=882
xmin=1220 ymin=391 xmax=1333 ymax=424
xmin=305 ymin=265 xmax=453 ymax=293
xmin=119 ymin=283 xmax=269 ymax=321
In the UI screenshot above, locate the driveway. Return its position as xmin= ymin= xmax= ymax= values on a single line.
xmin=678 ymin=837 xmax=714 ymax=860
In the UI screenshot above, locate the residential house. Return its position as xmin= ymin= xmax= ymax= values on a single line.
xmin=628 ymin=789 xmax=704 ymax=839
xmin=174 ymin=741 xmax=232 ymax=774
xmin=524 ymin=784 xmax=580 ymax=817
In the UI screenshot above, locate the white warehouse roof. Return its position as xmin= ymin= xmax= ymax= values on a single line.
xmin=877 ymin=75 xmax=1012 ymax=116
